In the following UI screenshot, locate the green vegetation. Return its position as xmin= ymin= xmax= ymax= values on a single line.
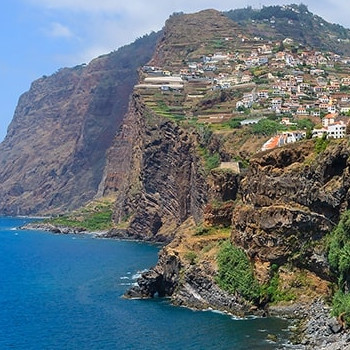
xmin=216 ymin=241 xmax=260 ymax=302
xmin=314 ymin=135 xmax=330 ymax=154
xmin=216 ymin=242 xmax=299 ymax=304
xmin=184 ymin=251 xmax=198 ymax=265
xmin=197 ymin=146 xmax=220 ymax=173
xmin=225 ymin=4 xmax=350 ymax=56
xmin=297 ymin=118 xmax=314 ymax=130
xmin=331 ymin=291 xmax=350 ymax=324
xmin=252 ymin=119 xmax=286 ymax=136
xmin=262 ymin=268 xmax=296 ymax=303
xmin=226 ymin=117 xmax=245 ymax=129
xmin=328 ymin=210 xmax=350 ymax=323
xmin=46 ymin=200 xmax=114 ymax=231
xmin=194 ymin=224 xmax=231 ymax=237
xmin=328 ymin=210 xmax=350 ymax=289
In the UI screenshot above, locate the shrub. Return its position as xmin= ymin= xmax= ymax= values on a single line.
xmin=332 ymin=290 xmax=350 ymax=325
xmin=47 ymin=201 xmax=114 ymax=231
xmin=328 ymin=210 xmax=350 ymax=289
xmin=314 ymin=134 xmax=329 ymax=154
xmin=216 ymin=241 xmax=260 ymax=302
xmin=184 ymin=251 xmax=197 ymax=265
xmin=328 ymin=210 xmax=350 ymax=323
xmin=252 ymin=119 xmax=285 ymax=136
xmin=198 ymin=146 xmax=220 ymax=173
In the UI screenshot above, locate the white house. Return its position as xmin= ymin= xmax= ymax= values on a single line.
xmin=312 ymin=128 xmax=328 ymax=138
xmin=282 ymin=131 xmax=305 ymax=143
xmin=327 ymin=122 xmax=346 ymax=139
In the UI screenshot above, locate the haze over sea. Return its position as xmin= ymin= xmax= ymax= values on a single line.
xmin=0 ymin=217 xmax=290 ymax=349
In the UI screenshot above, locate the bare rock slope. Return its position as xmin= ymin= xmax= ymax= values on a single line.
xmin=0 ymin=33 xmax=159 ymax=215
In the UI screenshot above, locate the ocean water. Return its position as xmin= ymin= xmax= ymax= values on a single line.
xmin=0 ymin=217 xmax=291 ymax=350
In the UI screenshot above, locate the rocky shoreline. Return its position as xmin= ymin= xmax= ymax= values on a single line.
xmin=21 ymin=221 xmax=350 ymax=349
xmin=125 ymin=248 xmax=349 ymax=349
xmin=20 ymin=222 xmax=107 ymax=236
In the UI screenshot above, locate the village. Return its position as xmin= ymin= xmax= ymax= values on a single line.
xmin=135 ymin=34 xmax=350 ymax=152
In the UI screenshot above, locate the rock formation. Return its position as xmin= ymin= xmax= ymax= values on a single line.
xmin=0 ymin=33 xmax=159 ymax=215
xmin=100 ymin=94 xmax=207 ymax=242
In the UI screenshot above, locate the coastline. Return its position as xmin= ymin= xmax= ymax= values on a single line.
xmin=20 ymin=220 xmax=350 ymax=349
xmin=20 ymin=221 xmax=108 ymax=237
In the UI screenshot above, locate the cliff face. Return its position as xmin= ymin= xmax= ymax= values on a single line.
xmin=0 ymin=33 xmax=159 ymax=215
xmin=100 ymin=94 xmax=207 ymax=242
xmin=232 ymin=140 xmax=350 ymax=274
xmin=128 ymin=140 xmax=350 ymax=318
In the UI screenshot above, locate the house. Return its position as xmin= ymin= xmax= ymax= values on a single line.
xmin=319 ymin=95 xmax=329 ymax=104
xmin=327 ymin=122 xmax=346 ymax=138
xmin=258 ymin=56 xmax=269 ymax=65
xmin=240 ymin=117 xmax=265 ymax=126
xmin=322 ymin=113 xmax=338 ymax=127
xmin=281 ymin=117 xmax=296 ymax=126
xmin=296 ymin=106 xmax=308 ymax=116
xmin=282 ymin=131 xmax=305 ymax=143
xmin=310 ymin=110 xmax=321 ymax=117
xmin=328 ymin=104 xmax=338 ymax=114
xmin=312 ymin=128 xmax=328 ymax=138
xmin=341 ymin=77 xmax=350 ymax=86
xmin=258 ymin=90 xmax=269 ymax=99
xmin=241 ymin=73 xmax=253 ymax=83
xmin=271 ymin=98 xmax=282 ymax=110
xmin=261 ymin=135 xmax=284 ymax=151
xmin=340 ymin=104 xmax=350 ymax=114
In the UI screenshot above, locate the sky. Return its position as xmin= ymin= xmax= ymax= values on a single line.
xmin=0 ymin=0 xmax=350 ymax=141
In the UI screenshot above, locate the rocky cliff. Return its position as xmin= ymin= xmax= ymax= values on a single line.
xmin=233 ymin=140 xmax=350 ymax=276
xmin=0 ymin=32 xmax=159 ymax=215
xmin=125 ymin=140 xmax=349 ymax=317
xmin=100 ymin=93 xmax=207 ymax=242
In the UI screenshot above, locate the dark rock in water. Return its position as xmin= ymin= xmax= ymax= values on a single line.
xmin=266 ymin=334 xmax=278 ymax=342
xmin=126 ymin=249 xmax=181 ymax=298
xmin=126 ymin=248 xmax=251 ymax=316
xmin=22 ymin=222 xmax=86 ymax=234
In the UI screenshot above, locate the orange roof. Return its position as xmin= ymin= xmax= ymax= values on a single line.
xmin=324 ymin=113 xmax=337 ymax=119
xmin=262 ymin=135 xmax=281 ymax=151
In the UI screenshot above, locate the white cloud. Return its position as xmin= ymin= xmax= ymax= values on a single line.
xmin=47 ymin=22 xmax=74 ymax=38
xmin=25 ymin=0 xmax=350 ymax=68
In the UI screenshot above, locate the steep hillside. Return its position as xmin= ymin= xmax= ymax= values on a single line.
xmin=99 ymin=93 xmax=207 ymax=242
xmin=225 ymin=4 xmax=350 ymax=55
xmin=0 ymin=32 xmax=159 ymax=215
xmin=149 ymin=9 xmax=243 ymax=69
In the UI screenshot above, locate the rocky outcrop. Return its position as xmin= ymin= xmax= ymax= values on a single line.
xmin=207 ymin=168 xmax=240 ymax=202
xmin=171 ymin=262 xmax=252 ymax=316
xmin=126 ymin=247 xmax=252 ymax=316
xmin=240 ymin=141 xmax=350 ymax=221
xmin=231 ymin=140 xmax=350 ymax=279
xmin=125 ymin=248 xmax=181 ymax=298
xmin=232 ymin=204 xmax=333 ymax=265
xmin=100 ymin=94 xmax=207 ymax=242
xmin=22 ymin=222 xmax=87 ymax=234
xmin=0 ymin=33 xmax=159 ymax=215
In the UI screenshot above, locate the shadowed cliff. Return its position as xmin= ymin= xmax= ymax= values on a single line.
xmin=0 ymin=32 xmax=159 ymax=215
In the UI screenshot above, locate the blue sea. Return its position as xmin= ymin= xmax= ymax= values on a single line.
xmin=0 ymin=217 xmax=291 ymax=350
